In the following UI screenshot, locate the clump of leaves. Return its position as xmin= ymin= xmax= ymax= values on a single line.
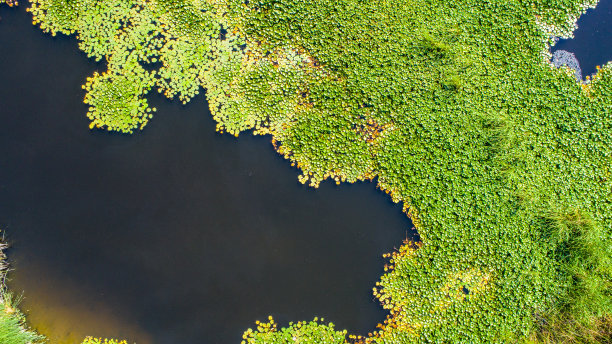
xmin=81 ymin=337 xmax=128 ymax=344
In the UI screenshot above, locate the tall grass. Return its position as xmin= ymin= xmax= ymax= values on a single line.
xmin=527 ymin=315 xmax=612 ymax=344
xmin=0 ymin=240 xmax=45 ymax=344
xmin=533 ymin=208 xmax=612 ymax=343
xmin=0 ymin=290 xmax=46 ymax=344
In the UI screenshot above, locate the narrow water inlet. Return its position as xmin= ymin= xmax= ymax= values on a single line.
xmin=0 ymin=5 xmax=414 ymax=344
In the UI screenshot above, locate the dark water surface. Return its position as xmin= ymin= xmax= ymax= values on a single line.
xmin=0 ymin=6 xmax=414 ymax=344
xmin=552 ymin=0 xmax=612 ymax=78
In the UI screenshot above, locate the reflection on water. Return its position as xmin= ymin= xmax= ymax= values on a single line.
xmin=0 ymin=5 xmax=414 ymax=344
xmin=7 ymin=263 xmax=152 ymax=344
xmin=552 ymin=0 xmax=612 ymax=78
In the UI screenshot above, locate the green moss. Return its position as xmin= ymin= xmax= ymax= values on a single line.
xmin=24 ymin=0 xmax=612 ymax=342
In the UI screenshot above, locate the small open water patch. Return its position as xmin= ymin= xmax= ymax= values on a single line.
xmin=551 ymin=0 xmax=612 ymax=79
xmin=552 ymin=50 xmax=583 ymax=80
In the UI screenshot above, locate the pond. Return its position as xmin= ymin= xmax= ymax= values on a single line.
xmin=0 ymin=5 xmax=414 ymax=344
xmin=552 ymin=0 xmax=612 ymax=79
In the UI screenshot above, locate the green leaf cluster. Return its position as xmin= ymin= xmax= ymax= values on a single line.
xmin=242 ymin=317 xmax=347 ymax=344
xmin=81 ymin=337 xmax=128 ymax=344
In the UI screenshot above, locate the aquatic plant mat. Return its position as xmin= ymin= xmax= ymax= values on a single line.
xmin=9 ymin=0 xmax=612 ymax=342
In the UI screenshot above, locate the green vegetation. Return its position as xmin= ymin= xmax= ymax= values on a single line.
xmin=12 ymin=0 xmax=612 ymax=342
xmin=242 ymin=317 xmax=348 ymax=344
xmin=0 ymin=241 xmax=45 ymax=344
xmin=0 ymin=232 xmax=127 ymax=344
xmin=81 ymin=337 xmax=128 ymax=344
xmin=0 ymin=290 xmax=45 ymax=344
xmin=526 ymin=209 xmax=612 ymax=343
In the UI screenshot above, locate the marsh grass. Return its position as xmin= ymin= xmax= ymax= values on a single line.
xmin=535 ymin=208 xmax=612 ymax=342
xmin=420 ymin=32 xmax=451 ymax=57
xmin=0 ymin=240 xmax=45 ymax=344
xmin=527 ymin=315 xmax=612 ymax=344
xmin=0 ymin=289 xmax=46 ymax=344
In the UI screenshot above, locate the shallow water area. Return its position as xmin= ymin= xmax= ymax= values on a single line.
xmin=0 ymin=5 xmax=414 ymax=344
xmin=552 ymin=0 xmax=612 ymax=78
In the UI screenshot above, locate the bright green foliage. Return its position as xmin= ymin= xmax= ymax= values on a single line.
xmin=542 ymin=208 xmax=612 ymax=324
xmin=83 ymin=57 xmax=156 ymax=132
xmin=26 ymin=0 xmax=612 ymax=342
xmin=242 ymin=317 xmax=347 ymax=344
xmin=0 ymin=291 xmax=46 ymax=344
xmin=81 ymin=337 xmax=128 ymax=344
xmin=0 ymin=308 xmax=44 ymax=344
xmin=0 ymin=240 xmax=45 ymax=344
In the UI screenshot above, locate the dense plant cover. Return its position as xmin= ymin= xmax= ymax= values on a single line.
xmin=242 ymin=317 xmax=348 ymax=344
xmin=14 ymin=0 xmax=612 ymax=342
xmin=0 ymin=292 xmax=45 ymax=344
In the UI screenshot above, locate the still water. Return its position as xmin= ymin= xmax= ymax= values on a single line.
xmin=552 ymin=0 xmax=612 ymax=78
xmin=0 ymin=5 xmax=414 ymax=344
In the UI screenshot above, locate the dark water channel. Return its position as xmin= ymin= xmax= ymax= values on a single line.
xmin=552 ymin=0 xmax=612 ymax=78
xmin=0 ymin=6 xmax=415 ymax=344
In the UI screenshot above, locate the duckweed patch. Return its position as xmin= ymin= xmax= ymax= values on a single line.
xmin=18 ymin=0 xmax=612 ymax=342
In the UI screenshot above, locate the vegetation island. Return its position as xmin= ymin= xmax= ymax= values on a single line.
xmin=1 ymin=0 xmax=611 ymax=343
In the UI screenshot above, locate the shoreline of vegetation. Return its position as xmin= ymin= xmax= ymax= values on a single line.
xmin=0 ymin=235 xmax=129 ymax=344
xmin=2 ymin=0 xmax=612 ymax=342
xmin=0 ymin=238 xmax=45 ymax=344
